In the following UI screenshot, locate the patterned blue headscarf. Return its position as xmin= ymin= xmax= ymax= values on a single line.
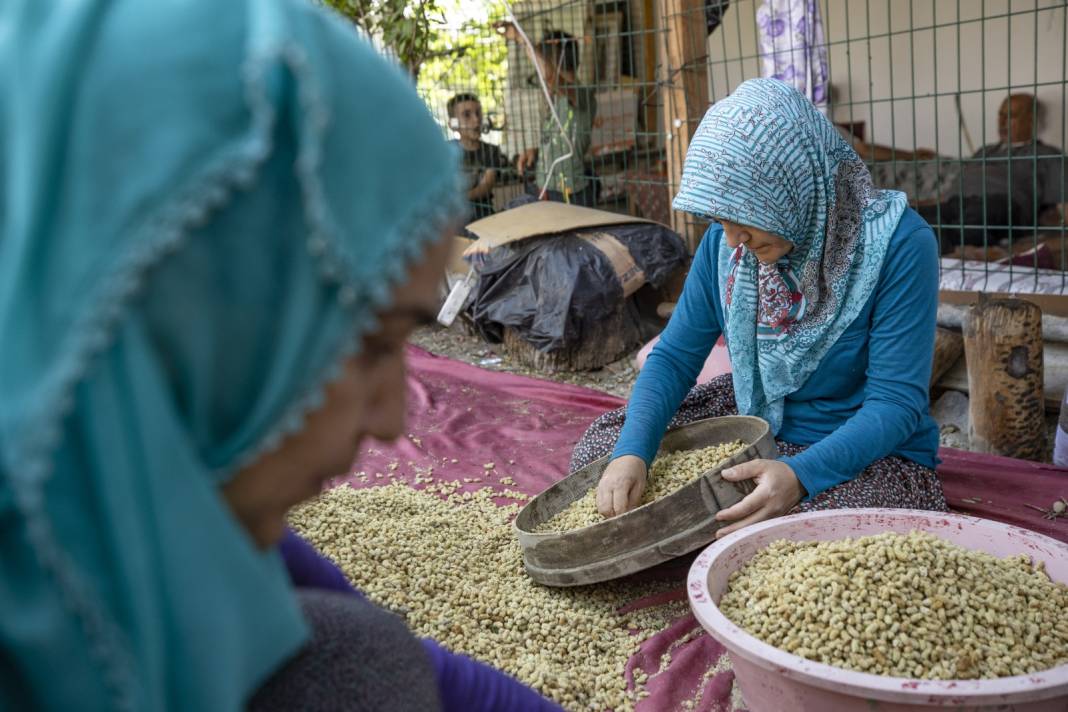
xmin=673 ymin=79 xmax=907 ymax=433
xmin=0 ymin=1 xmax=462 ymax=710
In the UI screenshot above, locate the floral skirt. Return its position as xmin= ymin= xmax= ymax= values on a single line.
xmin=570 ymin=374 xmax=947 ymax=513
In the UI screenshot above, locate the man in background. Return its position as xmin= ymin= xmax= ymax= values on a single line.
xmin=918 ymin=94 xmax=1068 ymax=253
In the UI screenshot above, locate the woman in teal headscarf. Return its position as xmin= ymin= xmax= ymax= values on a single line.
xmin=0 ymin=1 xmax=560 ymax=710
xmin=578 ymin=79 xmax=945 ymax=529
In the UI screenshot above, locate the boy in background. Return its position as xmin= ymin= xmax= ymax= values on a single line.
xmin=498 ymin=25 xmax=597 ymax=207
xmin=448 ymin=92 xmax=509 ymax=220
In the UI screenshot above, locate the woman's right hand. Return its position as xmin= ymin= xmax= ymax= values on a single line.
xmin=596 ymin=455 xmax=648 ymax=518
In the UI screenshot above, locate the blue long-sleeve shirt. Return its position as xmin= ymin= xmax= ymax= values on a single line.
xmin=612 ymin=209 xmax=941 ymax=498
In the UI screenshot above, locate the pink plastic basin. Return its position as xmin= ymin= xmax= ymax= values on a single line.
xmin=687 ymin=509 xmax=1068 ymax=711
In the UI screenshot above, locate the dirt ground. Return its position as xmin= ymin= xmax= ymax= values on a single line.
xmin=410 ymin=323 xmax=639 ymax=399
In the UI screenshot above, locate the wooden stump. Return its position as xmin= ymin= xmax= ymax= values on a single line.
xmin=931 ymin=327 xmax=964 ymax=388
xmin=963 ymin=297 xmax=1046 ymax=460
xmin=501 ymin=305 xmax=636 ymax=373
xmin=658 ymin=0 xmax=710 ymax=252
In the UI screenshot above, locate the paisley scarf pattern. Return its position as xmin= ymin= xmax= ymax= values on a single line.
xmin=724 ymin=245 xmax=808 ymax=340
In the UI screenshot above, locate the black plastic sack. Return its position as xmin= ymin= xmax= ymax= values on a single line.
xmin=469 ymin=222 xmax=688 ymax=353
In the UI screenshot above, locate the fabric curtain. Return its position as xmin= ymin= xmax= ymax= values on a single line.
xmin=756 ymin=0 xmax=830 ymax=112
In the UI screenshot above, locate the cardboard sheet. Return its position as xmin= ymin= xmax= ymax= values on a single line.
xmin=463 ymin=200 xmax=657 ymax=255
xmin=463 ymin=200 xmax=665 ymax=299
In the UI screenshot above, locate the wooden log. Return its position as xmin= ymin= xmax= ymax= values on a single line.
xmin=657 ymin=0 xmax=710 ymax=252
xmin=641 ymin=0 xmax=658 ymax=149
xmin=963 ymin=297 xmax=1046 ymax=460
xmin=938 ymin=302 xmax=1068 ymax=344
xmin=656 ymin=264 xmax=689 ymax=305
xmin=501 ymin=300 xmax=637 ymax=372
xmin=937 ymin=340 xmax=1068 ymax=412
xmin=931 ymin=327 xmax=964 ymax=388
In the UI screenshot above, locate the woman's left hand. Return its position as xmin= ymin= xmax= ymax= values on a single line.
xmin=714 ymin=460 xmax=805 ymax=538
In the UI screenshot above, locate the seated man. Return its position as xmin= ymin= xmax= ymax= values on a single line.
xmin=916 ymin=94 xmax=1068 ymax=254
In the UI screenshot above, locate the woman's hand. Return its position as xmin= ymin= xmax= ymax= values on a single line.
xmin=595 ymin=455 xmax=648 ymax=518
xmin=714 ymin=460 xmax=805 ymax=538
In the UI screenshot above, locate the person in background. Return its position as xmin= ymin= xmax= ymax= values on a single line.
xmin=578 ymin=79 xmax=945 ymax=531
xmin=917 ymin=94 xmax=1068 ymax=253
xmin=448 ymin=92 xmax=509 ymax=220
xmin=0 ymin=1 xmax=561 ymax=710
xmin=498 ymin=24 xmax=598 ymax=207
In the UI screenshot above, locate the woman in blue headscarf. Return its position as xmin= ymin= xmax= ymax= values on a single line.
xmin=0 ymin=1 xmax=559 ymax=710
xmin=577 ymin=79 xmax=945 ymax=530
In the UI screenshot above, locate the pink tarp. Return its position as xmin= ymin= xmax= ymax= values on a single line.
xmin=338 ymin=346 xmax=622 ymax=499
xmin=938 ymin=448 xmax=1068 ymax=540
xmin=336 ymin=345 xmax=1068 ymax=711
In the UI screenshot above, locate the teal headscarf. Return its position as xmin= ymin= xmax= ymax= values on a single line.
xmin=0 ymin=1 xmax=463 ymax=710
xmin=672 ymin=79 xmax=907 ymax=433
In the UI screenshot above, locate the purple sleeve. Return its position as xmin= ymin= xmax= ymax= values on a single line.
xmin=280 ymin=529 xmax=562 ymax=711
xmin=278 ymin=528 xmax=362 ymax=598
xmin=420 ymin=639 xmax=563 ymax=712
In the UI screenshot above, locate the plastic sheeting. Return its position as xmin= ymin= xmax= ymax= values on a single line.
xmin=469 ymin=222 xmax=687 ymax=352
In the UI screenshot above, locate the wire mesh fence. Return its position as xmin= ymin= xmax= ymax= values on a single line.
xmin=415 ymin=0 xmax=668 ymax=231
xmin=398 ymin=0 xmax=1068 ymax=293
